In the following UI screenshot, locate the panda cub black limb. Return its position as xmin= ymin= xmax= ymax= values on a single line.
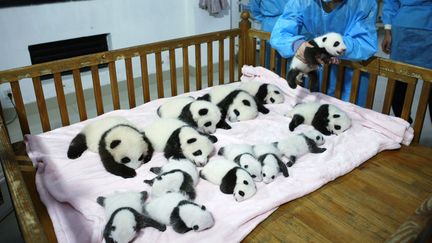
xmin=144 ymin=169 xmax=196 ymax=200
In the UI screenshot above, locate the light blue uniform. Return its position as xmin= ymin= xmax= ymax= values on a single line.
xmin=249 ymin=0 xmax=289 ymax=32
xmin=270 ymin=0 xmax=378 ymax=106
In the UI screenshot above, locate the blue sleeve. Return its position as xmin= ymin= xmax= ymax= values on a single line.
xmin=249 ymin=0 xmax=264 ymax=23
xmin=269 ymin=1 xmax=306 ymax=58
xmin=382 ymin=0 xmax=400 ymax=25
xmin=342 ymin=2 xmax=378 ymax=61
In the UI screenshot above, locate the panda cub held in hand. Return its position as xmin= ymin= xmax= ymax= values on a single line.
xmin=200 ymin=158 xmax=257 ymax=202
xmin=67 ymin=116 xmax=153 ymax=178
xmin=144 ymin=158 xmax=199 ymax=199
xmin=287 ymin=32 xmax=346 ymax=89
xmin=157 ymin=96 xmax=221 ymax=134
xmin=143 ymin=119 xmax=217 ymax=166
xmin=286 ymin=102 xmax=351 ymax=136
xmin=144 ymin=192 xmax=215 ymax=234
xmin=253 ymin=144 xmax=288 ymax=184
xmin=218 ymin=144 xmax=262 ymax=182
xmin=274 ymin=130 xmax=326 ymax=167
xmin=97 ymin=191 xmax=166 ymax=243
xmin=239 ymin=81 xmax=285 ymax=105
xmin=198 ymin=85 xmax=269 ymax=129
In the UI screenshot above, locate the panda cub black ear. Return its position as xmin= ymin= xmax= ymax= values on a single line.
xmin=322 ymin=37 xmax=327 ymax=42
xmin=110 ymin=140 xmax=121 ymax=149
xmin=96 ymin=196 xmax=105 ymax=207
xmin=199 ymin=108 xmax=208 ymax=116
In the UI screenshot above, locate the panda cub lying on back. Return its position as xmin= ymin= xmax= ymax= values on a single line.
xmin=67 ymin=117 xmax=154 ymax=178
xmin=287 ymin=32 xmax=346 ymax=89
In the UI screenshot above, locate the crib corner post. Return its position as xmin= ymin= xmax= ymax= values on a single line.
xmin=239 ymin=11 xmax=251 ymax=68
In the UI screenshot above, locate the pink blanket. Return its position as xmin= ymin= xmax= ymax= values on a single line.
xmin=25 ymin=65 xmax=413 ymax=243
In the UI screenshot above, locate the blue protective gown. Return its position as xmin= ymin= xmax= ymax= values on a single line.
xmin=248 ymin=0 xmax=289 ymax=32
xmin=270 ymin=0 xmax=378 ymax=106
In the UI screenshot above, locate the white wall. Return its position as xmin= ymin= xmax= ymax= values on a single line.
xmin=0 ymin=0 xmax=235 ymax=106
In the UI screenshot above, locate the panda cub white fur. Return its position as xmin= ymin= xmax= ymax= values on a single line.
xmin=253 ymin=144 xmax=288 ymax=184
xmin=157 ymin=96 xmax=221 ymax=134
xmin=97 ymin=191 xmax=166 ymax=243
xmin=274 ymin=130 xmax=326 ymax=167
xmin=218 ymin=144 xmax=263 ymax=182
xmin=144 ymin=192 xmax=215 ymax=234
xmin=198 ymin=85 xmax=269 ymax=129
xmin=239 ymin=82 xmax=285 ymax=104
xmin=200 ymin=158 xmax=257 ymax=202
xmin=67 ymin=116 xmax=154 ymax=178
xmin=144 ymin=158 xmax=199 ymax=199
xmin=286 ymin=102 xmax=351 ymax=136
xmin=143 ymin=119 xmax=217 ymax=166
xmin=287 ymin=32 xmax=346 ymax=89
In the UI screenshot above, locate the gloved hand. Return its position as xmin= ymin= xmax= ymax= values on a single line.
xmin=381 ymin=29 xmax=392 ymax=54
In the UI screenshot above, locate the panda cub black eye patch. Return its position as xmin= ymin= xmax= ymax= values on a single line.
xmin=121 ymin=157 xmax=131 ymax=164
xmin=110 ymin=140 xmax=121 ymax=149
xmin=334 ymin=125 xmax=341 ymax=130
xmin=322 ymin=37 xmax=327 ymax=42
xmin=204 ymin=122 xmax=212 ymax=127
xmin=243 ymin=180 xmax=248 ymax=185
xmin=138 ymin=155 xmax=144 ymax=161
xmin=199 ymin=108 xmax=208 ymax=116
xmin=270 ymin=98 xmax=275 ymax=103
xmin=234 ymin=109 xmax=240 ymax=116
xmin=274 ymin=90 xmax=280 ymax=94
xmin=333 ymin=41 xmax=340 ymax=47
xmin=193 ymin=150 xmax=202 ymax=156
xmin=316 ymin=136 xmax=320 ymax=140
xmin=238 ymin=191 xmax=245 ymax=197
xmin=333 ymin=114 xmax=340 ymax=118
xmin=187 ymin=138 xmax=197 ymax=144
xmin=242 ymin=100 xmax=251 ymax=106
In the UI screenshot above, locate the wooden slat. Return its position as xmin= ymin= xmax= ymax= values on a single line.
xmin=125 ymin=58 xmax=136 ymax=108
xmin=401 ymin=79 xmax=417 ymax=121
xmin=251 ymin=38 xmax=257 ymax=66
xmin=259 ymin=39 xmax=266 ymax=67
xmin=195 ymin=44 xmax=202 ymax=90
xmin=238 ymin=36 xmax=243 ymax=81
xmin=229 ymin=36 xmax=235 ymax=82
xmin=382 ymin=78 xmax=396 ymax=115
xmin=32 ymin=77 xmax=51 ymax=131
xmin=53 ymin=73 xmax=69 ymax=126
xmin=140 ymin=55 xmax=150 ymax=103
xmin=321 ymin=65 xmax=331 ymax=94
xmin=10 ymin=81 xmax=30 ymax=136
xmin=349 ymin=69 xmax=361 ymax=103
xmin=413 ymin=81 xmax=431 ymax=143
xmin=281 ymin=58 xmax=287 ymax=79
xmin=155 ymin=52 xmax=164 ymax=98
xmin=335 ymin=65 xmax=345 ymax=99
xmin=72 ymin=70 xmax=87 ymax=121
xmin=108 ymin=62 xmax=120 ymax=110
xmin=269 ymin=48 xmax=276 ymax=72
xmin=90 ymin=66 xmax=104 ymax=115
xmin=219 ymin=39 xmax=225 ymax=85
xmin=169 ymin=49 xmax=177 ymax=96
xmin=182 ymin=47 xmax=190 ymax=93
xmin=365 ymin=73 xmax=378 ymax=109
xmin=207 ymin=42 xmax=214 ymax=87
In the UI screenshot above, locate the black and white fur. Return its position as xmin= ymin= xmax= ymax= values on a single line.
xmin=198 ymin=85 xmax=269 ymax=129
xmin=143 ymin=119 xmax=217 ymax=166
xmin=218 ymin=144 xmax=262 ymax=182
xmin=157 ymin=96 xmax=222 ymax=134
xmin=68 ymin=116 xmax=154 ymax=178
xmin=274 ymin=130 xmax=326 ymax=167
xmin=253 ymin=144 xmax=288 ymax=184
xmin=200 ymin=158 xmax=257 ymax=202
xmin=97 ymin=191 xmax=166 ymax=243
xmin=239 ymin=82 xmax=284 ymax=104
xmin=286 ymin=102 xmax=351 ymax=136
xmin=144 ymin=192 xmax=214 ymax=234
xmin=144 ymin=158 xmax=199 ymax=199
xmin=287 ymin=32 xmax=346 ymax=89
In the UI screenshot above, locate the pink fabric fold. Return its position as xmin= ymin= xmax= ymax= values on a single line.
xmin=24 ymin=65 xmax=411 ymax=243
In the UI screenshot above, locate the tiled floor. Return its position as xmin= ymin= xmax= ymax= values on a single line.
xmin=1 ymin=31 xmax=431 ymax=242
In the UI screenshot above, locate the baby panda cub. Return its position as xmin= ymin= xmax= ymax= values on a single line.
xmin=239 ymin=81 xmax=285 ymax=105
xmin=157 ymin=96 xmax=221 ymax=134
xmin=97 ymin=191 xmax=166 ymax=243
xmin=67 ymin=116 xmax=153 ymax=178
xmin=287 ymin=32 xmax=346 ymax=89
xmin=274 ymin=130 xmax=326 ymax=167
xmin=198 ymin=85 xmax=269 ymax=129
xmin=253 ymin=144 xmax=288 ymax=184
xmin=143 ymin=119 xmax=217 ymax=166
xmin=218 ymin=144 xmax=262 ymax=182
xmin=144 ymin=192 xmax=214 ymax=234
xmin=144 ymin=158 xmax=199 ymax=200
xmin=286 ymin=102 xmax=351 ymax=136
xmin=200 ymin=158 xmax=257 ymax=202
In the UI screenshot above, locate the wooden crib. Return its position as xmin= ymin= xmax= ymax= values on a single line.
xmin=0 ymin=12 xmax=431 ymax=243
